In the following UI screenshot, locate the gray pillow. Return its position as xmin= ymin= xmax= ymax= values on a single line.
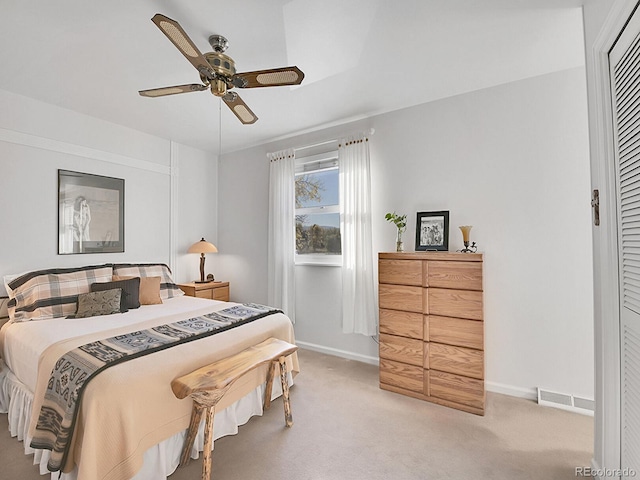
xmin=91 ymin=277 xmax=141 ymax=311
xmin=71 ymin=289 xmax=122 ymax=319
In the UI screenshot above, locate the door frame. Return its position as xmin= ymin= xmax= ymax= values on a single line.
xmin=588 ymin=0 xmax=640 ymax=473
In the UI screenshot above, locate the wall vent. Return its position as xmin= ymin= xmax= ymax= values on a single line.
xmin=537 ymin=388 xmax=594 ymax=415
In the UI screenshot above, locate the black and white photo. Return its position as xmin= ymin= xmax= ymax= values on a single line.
xmin=415 ymin=211 xmax=449 ymax=251
xmin=58 ymin=170 xmax=124 ymax=254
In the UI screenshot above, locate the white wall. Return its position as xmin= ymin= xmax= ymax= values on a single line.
xmin=0 ymin=89 xmax=217 ymax=292
xmin=218 ymin=66 xmax=594 ymax=399
xmin=173 ymin=142 xmax=219 ymax=283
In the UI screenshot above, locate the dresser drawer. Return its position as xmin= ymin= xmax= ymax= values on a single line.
xmin=379 ymin=309 xmax=423 ymax=339
xmin=179 ymin=282 xmax=230 ymax=302
xmin=429 ymin=343 xmax=484 ymax=379
xmin=429 ymin=315 xmax=483 ymax=350
xmin=380 ymin=358 xmax=423 ymax=393
xmin=212 ymin=285 xmax=229 ymax=301
xmin=379 ymin=284 xmax=423 ymax=313
xmin=426 ymin=261 xmax=482 ymax=291
xmin=429 ymin=370 xmax=485 ymax=410
xmin=379 ymin=259 xmax=423 ymax=286
xmin=195 ymin=289 xmax=212 ymax=299
xmin=427 ymin=288 xmax=483 ymax=320
xmin=379 ymin=333 xmax=423 ymax=366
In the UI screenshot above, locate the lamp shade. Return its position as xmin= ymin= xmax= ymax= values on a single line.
xmin=187 ymin=238 xmax=218 ymax=254
xmin=459 ymin=226 xmax=472 ymax=243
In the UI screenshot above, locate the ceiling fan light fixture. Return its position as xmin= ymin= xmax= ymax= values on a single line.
xmin=210 ymin=79 xmax=227 ymax=97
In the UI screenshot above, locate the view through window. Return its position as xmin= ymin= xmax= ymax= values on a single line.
xmin=295 ymin=152 xmax=341 ymax=263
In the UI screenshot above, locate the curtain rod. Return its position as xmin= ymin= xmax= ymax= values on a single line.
xmin=293 ymin=128 xmax=375 ymax=153
xmin=293 ymin=139 xmax=336 ymax=152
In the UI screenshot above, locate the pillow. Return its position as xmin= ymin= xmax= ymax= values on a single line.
xmin=112 ymin=263 xmax=184 ymax=300
xmin=113 ymin=275 xmax=162 ymax=305
xmin=91 ymin=277 xmax=141 ymax=311
xmin=70 ymin=289 xmax=122 ymax=319
xmin=5 ymin=265 xmax=114 ymax=322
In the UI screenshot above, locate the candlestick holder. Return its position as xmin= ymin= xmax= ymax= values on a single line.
xmin=459 ymin=241 xmax=477 ymax=253
xmin=457 ymin=225 xmax=477 ymax=253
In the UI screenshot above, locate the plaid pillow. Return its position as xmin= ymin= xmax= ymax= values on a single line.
xmin=6 ymin=265 xmax=114 ymax=322
xmin=112 ymin=263 xmax=183 ymax=300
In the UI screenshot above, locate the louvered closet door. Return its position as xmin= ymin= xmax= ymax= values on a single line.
xmin=611 ymin=7 xmax=640 ymax=472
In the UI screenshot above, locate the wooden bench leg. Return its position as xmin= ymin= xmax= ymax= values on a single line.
xmin=201 ymin=405 xmax=216 ymax=480
xmin=180 ymin=402 xmax=205 ymax=467
xmin=263 ymin=361 xmax=277 ymax=410
xmin=279 ymin=356 xmax=293 ymax=427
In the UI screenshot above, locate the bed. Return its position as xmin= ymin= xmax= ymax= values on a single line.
xmin=0 ymin=263 xmax=298 ymax=480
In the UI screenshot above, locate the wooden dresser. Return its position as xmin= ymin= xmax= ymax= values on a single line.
xmin=378 ymin=252 xmax=484 ymax=415
xmin=178 ymin=282 xmax=230 ymax=302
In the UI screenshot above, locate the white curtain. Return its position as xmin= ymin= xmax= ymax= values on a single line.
xmin=267 ymin=149 xmax=296 ymax=322
xmin=339 ymin=133 xmax=377 ymax=335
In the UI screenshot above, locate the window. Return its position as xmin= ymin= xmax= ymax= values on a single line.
xmin=295 ymin=150 xmax=341 ymax=265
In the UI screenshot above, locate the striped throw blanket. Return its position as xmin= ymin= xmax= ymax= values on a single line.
xmin=30 ymin=303 xmax=281 ymax=472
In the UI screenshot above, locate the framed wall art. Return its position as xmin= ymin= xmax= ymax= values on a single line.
xmin=58 ymin=169 xmax=124 ymax=254
xmin=415 ymin=210 xmax=449 ymax=251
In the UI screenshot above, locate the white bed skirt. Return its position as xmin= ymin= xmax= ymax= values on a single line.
xmin=0 ymin=359 xmax=290 ymax=480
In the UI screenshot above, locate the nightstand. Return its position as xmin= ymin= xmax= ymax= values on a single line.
xmin=178 ymin=282 xmax=230 ymax=302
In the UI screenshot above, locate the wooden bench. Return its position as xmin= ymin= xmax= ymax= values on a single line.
xmin=171 ymin=337 xmax=298 ymax=480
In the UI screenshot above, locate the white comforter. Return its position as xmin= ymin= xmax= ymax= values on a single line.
xmin=0 ymin=296 xmax=297 ymax=480
xmin=2 ymin=296 xmax=227 ymax=390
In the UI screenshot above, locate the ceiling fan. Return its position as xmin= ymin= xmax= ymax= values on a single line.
xmin=139 ymin=14 xmax=305 ymax=125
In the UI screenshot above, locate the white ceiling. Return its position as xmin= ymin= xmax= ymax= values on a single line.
xmin=0 ymin=0 xmax=586 ymax=154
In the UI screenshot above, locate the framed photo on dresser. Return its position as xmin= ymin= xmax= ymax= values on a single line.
xmin=415 ymin=210 xmax=449 ymax=251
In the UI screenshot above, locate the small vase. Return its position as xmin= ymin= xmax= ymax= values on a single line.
xmin=396 ymin=231 xmax=404 ymax=252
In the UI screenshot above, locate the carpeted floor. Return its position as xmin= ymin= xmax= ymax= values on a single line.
xmin=0 ymin=348 xmax=593 ymax=480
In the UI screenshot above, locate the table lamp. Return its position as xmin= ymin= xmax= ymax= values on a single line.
xmin=187 ymin=238 xmax=218 ymax=283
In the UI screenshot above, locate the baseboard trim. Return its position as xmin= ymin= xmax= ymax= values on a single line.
xmin=485 ymin=381 xmax=537 ymax=400
xmin=297 ymin=348 xmax=593 ymax=416
xmin=296 ymin=340 xmax=379 ymax=366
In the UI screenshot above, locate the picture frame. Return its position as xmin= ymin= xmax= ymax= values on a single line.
xmin=415 ymin=210 xmax=449 ymax=251
xmin=58 ymin=169 xmax=124 ymax=254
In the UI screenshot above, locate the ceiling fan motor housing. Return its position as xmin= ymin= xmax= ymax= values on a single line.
xmin=204 ymin=51 xmax=236 ymax=77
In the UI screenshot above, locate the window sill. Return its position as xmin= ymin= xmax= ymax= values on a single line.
xmin=295 ymin=255 xmax=342 ymax=267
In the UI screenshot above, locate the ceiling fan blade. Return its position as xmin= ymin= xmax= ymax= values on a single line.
xmin=139 ymin=84 xmax=208 ymax=97
xmin=222 ymin=92 xmax=258 ymax=124
xmin=231 ymin=66 xmax=304 ymax=88
xmin=151 ymin=14 xmax=214 ymax=80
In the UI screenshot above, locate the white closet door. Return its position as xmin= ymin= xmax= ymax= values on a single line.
xmin=610 ymin=7 xmax=640 ymax=472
